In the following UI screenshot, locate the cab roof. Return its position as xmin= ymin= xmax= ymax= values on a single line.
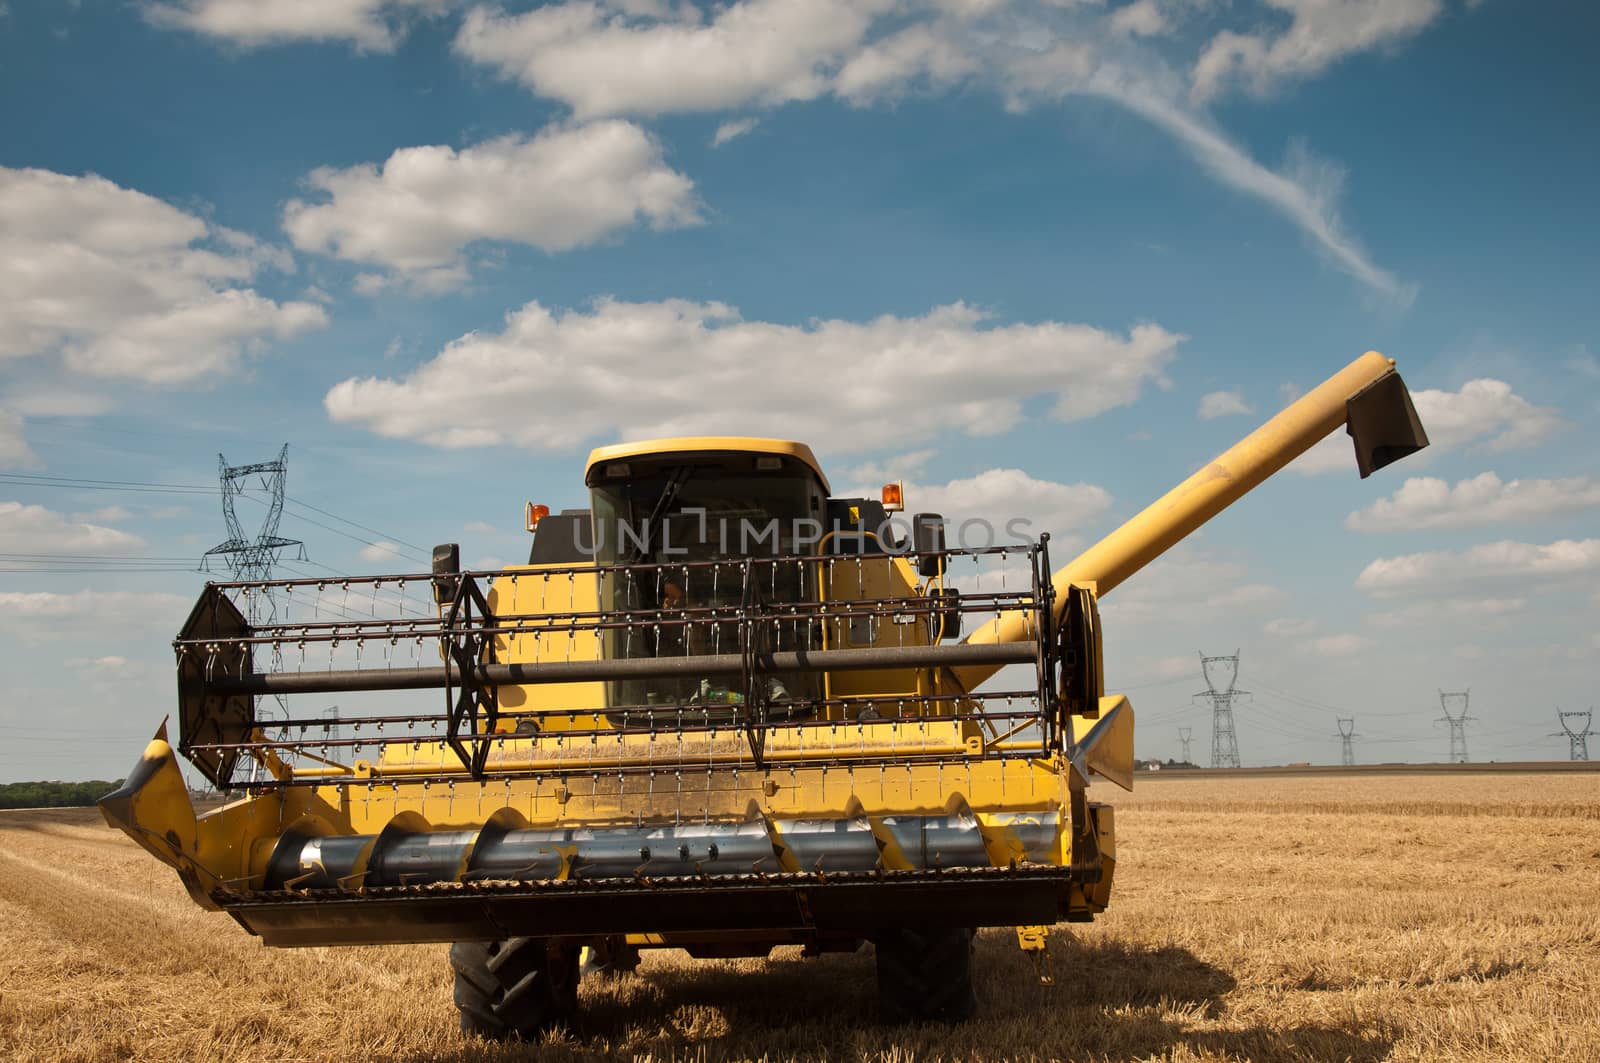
xmin=584 ymin=436 xmax=829 ymax=493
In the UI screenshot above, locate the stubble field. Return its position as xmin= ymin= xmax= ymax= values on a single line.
xmin=2 ymin=770 xmax=1597 ymax=1062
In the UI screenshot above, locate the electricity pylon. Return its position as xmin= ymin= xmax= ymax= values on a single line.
xmin=1552 ymin=709 xmax=1594 ymax=762
xmin=1437 ymin=690 xmax=1474 ymax=764
xmin=1335 ymin=717 xmax=1359 ymax=766
xmin=1196 ymin=651 xmax=1248 ymax=769
xmin=1177 ymin=726 xmax=1194 ymax=764
xmin=320 ymin=705 xmax=342 ymax=746
xmin=204 ymin=445 xmax=305 ymax=783
xmin=204 ymin=445 xmax=303 ymax=582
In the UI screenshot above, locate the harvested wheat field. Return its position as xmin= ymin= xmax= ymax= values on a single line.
xmin=3 ymin=771 xmax=1598 ymax=1063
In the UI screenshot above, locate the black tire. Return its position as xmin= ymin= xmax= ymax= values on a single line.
xmin=874 ymin=926 xmax=978 ymax=1024
xmin=450 ymin=937 xmax=580 ymax=1041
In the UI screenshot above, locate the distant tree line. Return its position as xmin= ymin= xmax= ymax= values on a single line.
xmin=0 ymin=780 xmax=122 ymax=809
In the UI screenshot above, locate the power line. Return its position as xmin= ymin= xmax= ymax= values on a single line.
xmin=0 ymin=473 xmax=215 ymax=495
xmin=1105 ymin=674 xmax=1195 ymax=692
xmin=235 ymin=489 xmax=430 ymax=565
xmin=0 ymin=552 xmax=201 ymax=561
xmin=0 ymin=550 xmax=202 ymax=573
xmin=1240 ymin=673 xmax=1419 ymax=720
xmin=0 ymin=566 xmax=198 ymax=573
xmin=0 ymin=723 xmax=155 ymax=735
xmin=1230 ymin=702 xmax=1322 ymax=743
xmin=284 ymin=496 xmax=427 ymax=553
xmin=1 ymin=472 xmax=429 ymax=565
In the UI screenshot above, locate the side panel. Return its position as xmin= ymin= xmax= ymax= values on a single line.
xmin=486 ymin=564 xmax=606 ymax=732
xmin=822 ymin=555 xmax=938 ymax=707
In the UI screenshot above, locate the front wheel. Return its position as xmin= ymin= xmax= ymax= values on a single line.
xmin=450 ymin=937 xmax=580 ymax=1040
xmin=874 ymin=926 xmax=978 ymax=1023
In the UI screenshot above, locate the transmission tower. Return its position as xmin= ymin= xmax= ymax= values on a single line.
xmin=1196 ymin=651 xmax=1248 ymax=769
xmin=320 ymin=705 xmax=342 ymax=746
xmin=203 ymin=446 xmax=305 ymax=780
xmin=1335 ymin=717 xmax=1359 ymax=767
xmin=1552 ymin=709 xmax=1595 ymax=762
xmin=1436 ymin=689 xmax=1474 ymax=764
xmin=1177 ymin=726 xmax=1194 ymax=764
xmin=204 ymin=445 xmax=303 ymax=581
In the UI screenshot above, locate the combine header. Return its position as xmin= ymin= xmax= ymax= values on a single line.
xmin=104 ymin=352 xmax=1428 ymax=1036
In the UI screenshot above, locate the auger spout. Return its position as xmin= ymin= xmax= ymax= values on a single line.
xmin=956 ymin=351 xmax=1428 ymax=690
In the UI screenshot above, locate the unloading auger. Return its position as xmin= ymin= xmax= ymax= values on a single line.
xmin=102 ymin=351 xmax=1427 ymax=1036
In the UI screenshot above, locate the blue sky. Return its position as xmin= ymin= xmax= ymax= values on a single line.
xmin=1 ymin=0 xmax=1596 ymax=781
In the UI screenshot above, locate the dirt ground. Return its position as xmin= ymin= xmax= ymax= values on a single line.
xmin=2 ymin=771 xmax=1597 ymax=1062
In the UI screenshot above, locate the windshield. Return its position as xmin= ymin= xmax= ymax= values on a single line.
xmin=590 ymin=469 xmax=821 ymax=722
xmin=591 ymin=472 xmax=815 ymax=562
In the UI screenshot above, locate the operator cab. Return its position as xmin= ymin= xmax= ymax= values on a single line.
xmin=581 ymin=438 xmax=833 ymax=722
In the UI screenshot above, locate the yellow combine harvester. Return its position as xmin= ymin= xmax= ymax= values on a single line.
xmin=104 ymin=352 xmax=1427 ymax=1036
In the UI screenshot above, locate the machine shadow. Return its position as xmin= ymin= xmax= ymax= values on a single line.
xmin=413 ymin=929 xmax=1392 ymax=1062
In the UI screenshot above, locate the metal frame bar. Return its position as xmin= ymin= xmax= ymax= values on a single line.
xmin=173 ymin=545 xmax=1062 ymax=786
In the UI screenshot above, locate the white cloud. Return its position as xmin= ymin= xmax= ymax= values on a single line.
xmin=145 ymin=0 xmax=445 ymax=51
xmin=1412 ymin=378 xmax=1566 ymax=453
xmin=1300 ymin=633 xmax=1371 ymax=657
xmin=67 ymin=289 xmax=329 ymax=381
xmin=844 ymin=449 xmax=938 ymax=487
xmin=0 ymin=589 xmax=191 ymax=643
xmin=1356 ymin=538 xmax=1600 ymax=598
xmin=1151 ymin=654 xmax=1195 ymax=678
xmin=284 ymin=123 xmax=700 ymax=288
xmin=463 ymin=520 xmax=501 ymax=535
xmin=357 ymin=540 xmax=407 ymax=562
xmin=448 ymin=1 xmax=1412 ymax=299
xmin=1264 ymin=616 xmax=1317 ymax=637
xmin=988 ymin=31 xmax=1411 ymax=297
xmin=0 ymin=167 xmax=326 ymax=385
xmin=1110 ymin=0 xmax=1168 ymax=37
xmin=1287 ymin=433 xmax=1351 ymax=475
xmin=0 ymin=410 xmax=38 ymax=469
xmin=712 ymin=117 xmax=760 ymax=146
xmin=325 ymin=298 xmax=1182 ymax=452
xmin=0 ymin=501 xmax=145 ymax=554
xmin=4 ymin=388 xmax=115 ymax=418
xmin=1197 ymin=389 xmax=1251 ymax=420
xmin=1100 ymin=545 xmax=1286 ymax=625
xmin=833 ymin=21 xmax=983 ymax=103
xmin=73 ymin=506 xmax=133 ymax=524
xmin=1292 ymin=378 xmax=1565 ymax=476
xmin=890 ymin=467 xmax=1114 ymax=545
xmin=1366 ymin=596 xmax=1525 ymax=631
xmin=1565 ymin=349 xmax=1600 ymax=382
xmin=65 ymin=654 xmax=130 ymax=669
xmin=1347 ymin=473 xmax=1600 ymax=533
xmin=1081 ymin=87 xmax=1409 ymax=299
xmin=1191 ymin=0 xmax=1444 ymax=104
xmin=63 ymin=655 xmax=150 ymax=682
xmin=454 ymin=0 xmax=895 ymax=119
xmin=841 ymin=455 xmax=1112 ymax=567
